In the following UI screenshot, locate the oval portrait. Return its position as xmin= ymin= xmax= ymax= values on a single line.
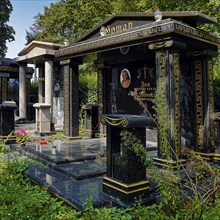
xmin=120 ymin=69 xmax=131 ymax=88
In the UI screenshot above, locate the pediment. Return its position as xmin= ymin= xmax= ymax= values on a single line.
xmin=75 ymin=11 xmax=217 ymax=43
xmin=18 ymin=41 xmax=63 ymax=56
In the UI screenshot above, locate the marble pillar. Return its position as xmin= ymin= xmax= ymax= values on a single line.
xmin=149 ymin=40 xmax=186 ymax=168
xmin=61 ymin=59 xmax=81 ymax=138
xmin=45 ymin=60 xmax=53 ymax=105
xmin=19 ymin=65 xmax=26 ymax=119
xmin=38 ymin=66 xmax=44 ymax=103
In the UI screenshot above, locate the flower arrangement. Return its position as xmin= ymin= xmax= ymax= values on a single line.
xmin=13 ymin=129 xmax=29 ymax=146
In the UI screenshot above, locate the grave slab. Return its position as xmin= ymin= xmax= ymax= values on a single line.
xmin=25 ymin=165 xmax=111 ymax=210
xmin=54 ymin=158 xmax=106 ymax=180
xmin=20 ymin=138 xmax=106 ymax=165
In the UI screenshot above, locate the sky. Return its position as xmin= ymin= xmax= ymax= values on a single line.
xmin=6 ymin=0 xmax=57 ymax=58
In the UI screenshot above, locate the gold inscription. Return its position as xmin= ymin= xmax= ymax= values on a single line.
xmin=134 ymin=81 xmax=156 ymax=102
xmin=106 ymin=22 xmax=133 ymax=35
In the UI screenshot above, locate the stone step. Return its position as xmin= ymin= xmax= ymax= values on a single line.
xmin=25 ymin=165 xmax=111 ymax=210
xmin=54 ymin=158 xmax=106 ymax=180
xmin=17 ymin=138 xmax=106 ymax=166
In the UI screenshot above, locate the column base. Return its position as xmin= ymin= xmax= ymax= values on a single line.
xmin=34 ymin=131 xmax=55 ymax=137
xmin=62 ymin=135 xmax=82 ymax=140
xmin=195 ymin=152 xmax=214 ymax=161
xmin=153 ymin=158 xmax=186 ymax=169
xmin=213 ymin=153 xmax=220 ymax=163
xmin=103 ymin=177 xmax=150 ymax=203
xmin=95 ymin=133 xmax=107 ymax=138
xmin=83 ymin=130 xmax=99 ymax=138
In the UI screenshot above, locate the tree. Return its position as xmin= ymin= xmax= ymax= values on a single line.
xmin=26 ymin=0 xmax=113 ymax=44
xmin=0 ymin=0 xmax=15 ymax=57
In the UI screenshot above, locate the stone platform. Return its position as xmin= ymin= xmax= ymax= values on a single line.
xmin=12 ymin=137 xmax=157 ymax=210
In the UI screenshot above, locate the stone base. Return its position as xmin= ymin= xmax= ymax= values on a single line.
xmin=213 ymin=154 xmax=220 ymax=163
xmin=153 ymin=158 xmax=186 ymax=169
xmin=195 ymin=152 xmax=214 ymax=161
xmin=34 ymin=131 xmax=55 ymax=137
xmin=103 ymin=177 xmax=150 ymax=204
xmin=0 ymin=135 xmax=16 ymax=144
xmin=95 ymin=133 xmax=107 ymax=138
xmin=83 ymin=130 xmax=99 ymax=138
xmin=62 ymin=135 xmax=82 ymax=140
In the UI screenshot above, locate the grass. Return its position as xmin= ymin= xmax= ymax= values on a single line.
xmin=1 ymin=146 xmax=220 ymax=219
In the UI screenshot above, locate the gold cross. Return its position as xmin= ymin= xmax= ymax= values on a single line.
xmin=143 ymin=64 xmax=148 ymax=79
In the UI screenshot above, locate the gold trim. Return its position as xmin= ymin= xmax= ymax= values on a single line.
xmin=148 ymin=40 xmax=173 ymax=49
xmin=56 ymin=20 xmax=219 ymax=58
xmin=101 ymin=116 xmax=128 ymax=127
xmin=213 ymin=157 xmax=220 ymax=161
xmin=195 ymin=152 xmax=214 ymax=156
xmin=153 ymin=161 xmax=186 ymax=168
xmin=153 ymin=157 xmax=186 ymax=164
xmin=103 ymin=182 xmax=149 ymax=194
xmin=104 ymin=177 xmax=149 ymax=188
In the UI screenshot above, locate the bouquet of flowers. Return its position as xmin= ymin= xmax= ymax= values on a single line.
xmin=13 ymin=129 xmax=29 ymax=146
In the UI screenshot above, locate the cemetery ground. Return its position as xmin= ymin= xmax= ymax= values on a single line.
xmin=0 ymin=132 xmax=220 ymax=220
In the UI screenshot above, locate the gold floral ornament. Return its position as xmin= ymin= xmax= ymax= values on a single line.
xmin=13 ymin=129 xmax=29 ymax=146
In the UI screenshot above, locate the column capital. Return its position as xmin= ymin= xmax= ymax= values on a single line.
xmin=60 ymin=58 xmax=82 ymax=66
xmin=187 ymin=50 xmax=218 ymax=58
xmin=148 ymin=40 xmax=186 ymax=50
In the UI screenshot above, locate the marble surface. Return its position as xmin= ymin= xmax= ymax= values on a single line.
xmin=21 ymin=136 xmax=158 ymax=209
xmin=54 ymin=158 xmax=106 ymax=180
xmin=25 ymin=165 xmax=111 ymax=210
xmin=22 ymin=138 xmax=106 ymax=164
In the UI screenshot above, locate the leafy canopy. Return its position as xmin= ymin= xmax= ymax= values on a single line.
xmin=0 ymin=0 xmax=15 ymax=57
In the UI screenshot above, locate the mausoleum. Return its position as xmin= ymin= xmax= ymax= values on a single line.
xmin=55 ymin=11 xmax=219 ymax=161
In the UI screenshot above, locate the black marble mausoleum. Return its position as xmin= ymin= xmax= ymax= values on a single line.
xmin=55 ymin=11 xmax=220 ymax=165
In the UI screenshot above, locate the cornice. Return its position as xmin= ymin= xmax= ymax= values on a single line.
xmin=55 ymin=19 xmax=220 ymax=58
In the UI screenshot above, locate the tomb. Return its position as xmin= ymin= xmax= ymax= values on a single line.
xmin=0 ymin=57 xmax=34 ymax=121
xmin=54 ymin=11 xmax=220 ymax=204
xmin=55 ymin=11 xmax=220 ymax=162
xmin=101 ymin=114 xmax=155 ymax=203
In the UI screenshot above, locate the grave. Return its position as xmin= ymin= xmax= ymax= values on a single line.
xmin=0 ymin=57 xmax=34 ymax=121
xmin=82 ymin=104 xmax=99 ymax=138
xmin=0 ymin=101 xmax=17 ymax=136
xmin=55 ymin=11 xmax=220 ymax=165
xmin=23 ymin=11 xmax=220 ymax=209
xmin=101 ymin=114 xmax=156 ymax=203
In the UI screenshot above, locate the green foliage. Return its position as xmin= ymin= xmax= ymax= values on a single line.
xmin=79 ymin=54 xmax=98 ymax=105
xmin=0 ymin=0 xmax=15 ymax=57
xmin=153 ymin=87 xmax=171 ymax=159
xmin=120 ymin=130 xmax=149 ymax=167
xmin=0 ymin=158 xmax=79 ymax=220
xmin=27 ymin=0 xmax=113 ymax=44
xmin=0 ymin=135 xmax=11 ymax=155
xmin=0 ymin=154 xmax=220 ymax=219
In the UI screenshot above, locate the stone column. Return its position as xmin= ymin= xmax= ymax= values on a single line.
xmin=38 ymin=66 xmax=44 ymax=103
xmin=149 ymin=40 xmax=186 ymax=168
xmin=0 ymin=77 xmax=8 ymax=103
xmin=19 ymin=64 xmax=27 ymax=119
xmin=95 ymin=61 xmax=108 ymax=137
xmin=45 ymin=60 xmax=53 ymax=105
xmin=61 ymin=59 xmax=81 ymax=138
xmin=45 ymin=60 xmax=54 ymax=129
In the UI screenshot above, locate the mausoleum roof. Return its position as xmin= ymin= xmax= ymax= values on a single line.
xmin=55 ymin=11 xmax=220 ymax=59
xmin=15 ymin=41 xmax=63 ymax=64
xmin=75 ymin=11 xmax=218 ymax=43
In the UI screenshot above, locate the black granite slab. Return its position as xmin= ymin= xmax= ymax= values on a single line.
xmin=50 ymin=177 xmax=111 ymax=210
xmin=21 ymin=138 xmax=106 ymax=165
xmin=25 ymin=165 xmax=111 ymax=210
xmin=25 ymin=165 xmax=73 ymax=186
xmin=54 ymin=158 xmax=106 ymax=180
